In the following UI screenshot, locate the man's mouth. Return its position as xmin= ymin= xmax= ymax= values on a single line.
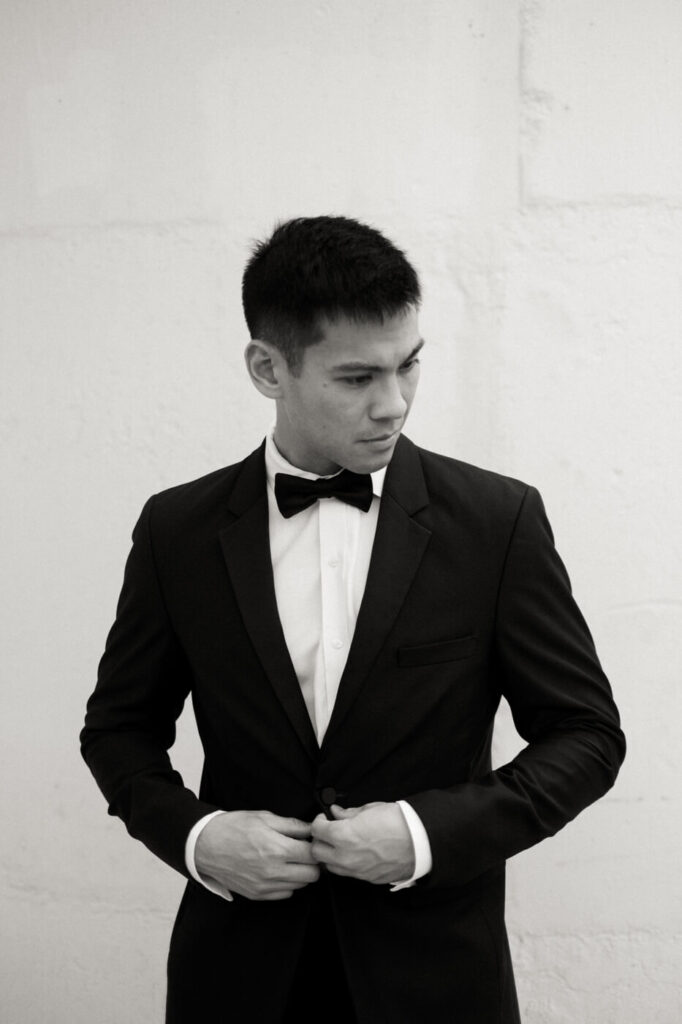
xmin=361 ymin=430 xmax=399 ymax=444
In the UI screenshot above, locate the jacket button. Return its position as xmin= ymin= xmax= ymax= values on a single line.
xmin=319 ymin=786 xmax=337 ymax=807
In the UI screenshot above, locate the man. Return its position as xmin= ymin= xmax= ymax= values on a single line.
xmin=81 ymin=216 xmax=625 ymax=1023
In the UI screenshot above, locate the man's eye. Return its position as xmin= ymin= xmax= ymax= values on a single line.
xmin=400 ymin=358 xmax=419 ymax=373
xmin=343 ymin=375 xmax=371 ymax=386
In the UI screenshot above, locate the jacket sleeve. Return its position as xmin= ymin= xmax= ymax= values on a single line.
xmin=407 ymin=485 xmax=626 ymax=889
xmin=80 ymin=496 xmax=221 ymax=876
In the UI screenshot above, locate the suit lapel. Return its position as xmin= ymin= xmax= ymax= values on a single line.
xmin=321 ymin=435 xmax=432 ymax=751
xmin=218 ymin=443 xmax=318 ymax=762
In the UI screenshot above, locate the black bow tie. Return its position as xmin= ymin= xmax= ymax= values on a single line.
xmin=274 ymin=469 xmax=374 ymax=519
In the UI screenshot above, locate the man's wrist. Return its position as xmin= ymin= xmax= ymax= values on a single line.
xmin=390 ymin=800 xmax=433 ymax=891
xmin=186 ymin=810 xmax=234 ymax=902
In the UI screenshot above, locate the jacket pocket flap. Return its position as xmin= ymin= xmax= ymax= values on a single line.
xmin=397 ymin=635 xmax=478 ymax=667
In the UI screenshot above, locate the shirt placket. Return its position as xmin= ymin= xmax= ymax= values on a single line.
xmin=316 ymin=497 xmax=351 ymax=741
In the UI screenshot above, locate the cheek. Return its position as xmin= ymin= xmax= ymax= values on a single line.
xmin=295 ymin=390 xmax=327 ymax=426
xmin=298 ymin=385 xmax=364 ymax=437
xmin=308 ymin=398 xmax=341 ymax=436
xmin=404 ymin=370 xmax=420 ymax=402
xmin=318 ymin=393 xmax=361 ymax=427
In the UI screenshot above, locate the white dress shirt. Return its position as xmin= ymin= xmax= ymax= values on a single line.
xmin=186 ymin=432 xmax=432 ymax=899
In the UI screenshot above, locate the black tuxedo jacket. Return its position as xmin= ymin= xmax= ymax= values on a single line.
xmin=81 ymin=435 xmax=625 ymax=1023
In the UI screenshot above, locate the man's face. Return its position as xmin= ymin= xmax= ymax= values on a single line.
xmin=273 ymin=306 xmax=422 ymax=475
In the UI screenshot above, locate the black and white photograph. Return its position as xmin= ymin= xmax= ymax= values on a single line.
xmin=1 ymin=3 xmax=679 ymax=1022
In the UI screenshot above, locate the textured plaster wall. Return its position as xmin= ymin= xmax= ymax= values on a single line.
xmin=1 ymin=2 xmax=680 ymax=1021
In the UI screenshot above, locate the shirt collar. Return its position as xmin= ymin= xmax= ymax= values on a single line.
xmin=264 ymin=429 xmax=387 ymax=498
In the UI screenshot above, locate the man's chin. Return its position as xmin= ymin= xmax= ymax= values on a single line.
xmin=350 ymin=440 xmax=399 ymax=474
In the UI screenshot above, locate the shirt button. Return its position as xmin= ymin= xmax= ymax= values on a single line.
xmin=328 ymin=559 xmax=339 ymax=568
xmin=331 ymin=639 xmax=343 ymax=650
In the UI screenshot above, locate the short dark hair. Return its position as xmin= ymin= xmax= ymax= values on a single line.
xmin=241 ymin=216 xmax=421 ymax=372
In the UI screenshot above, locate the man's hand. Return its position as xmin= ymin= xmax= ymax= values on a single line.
xmin=311 ymin=803 xmax=415 ymax=885
xmin=194 ymin=810 xmax=319 ymax=901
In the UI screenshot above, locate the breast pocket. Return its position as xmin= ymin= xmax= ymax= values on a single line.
xmin=396 ymin=634 xmax=478 ymax=667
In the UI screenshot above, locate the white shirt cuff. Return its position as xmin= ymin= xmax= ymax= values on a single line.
xmin=390 ymin=800 xmax=433 ymax=891
xmin=185 ymin=810 xmax=234 ymax=902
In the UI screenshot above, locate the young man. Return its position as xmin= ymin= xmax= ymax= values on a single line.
xmin=81 ymin=216 xmax=625 ymax=1023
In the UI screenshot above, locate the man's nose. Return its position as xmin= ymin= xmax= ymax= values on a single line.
xmin=369 ymin=376 xmax=408 ymax=422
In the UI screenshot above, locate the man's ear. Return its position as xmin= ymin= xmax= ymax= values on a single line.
xmin=244 ymin=339 xmax=286 ymax=398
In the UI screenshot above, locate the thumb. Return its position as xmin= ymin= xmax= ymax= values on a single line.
xmin=330 ymin=804 xmax=361 ymax=820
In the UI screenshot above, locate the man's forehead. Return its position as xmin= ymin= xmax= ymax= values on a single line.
xmin=313 ymin=308 xmax=422 ymax=366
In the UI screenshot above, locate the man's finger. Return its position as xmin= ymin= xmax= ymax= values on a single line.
xmin=275 ymin=862 xmax=320 ymax=886
xmin=321 ymin=861 xmax=353 ymax=878
xmin=281 ymin=835 xmax=318 ymax=864
xmin=310 ymin=816 xmax=341 ymax=844
xmin=268 ymin=815 xmax=313 ymax=839
xmin=311 ymin=838 xmax=337 ymax=864
xmin=329 ymin=803 xmax=361 ymax=820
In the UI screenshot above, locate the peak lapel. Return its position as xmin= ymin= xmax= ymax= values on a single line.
xmin=218 ymin=443 xmax=318 ymax=762
xmin=321 ymin=436 xmax=432 ymax=750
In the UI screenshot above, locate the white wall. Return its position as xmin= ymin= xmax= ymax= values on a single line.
xmin=1 ymin=2 xmax=680 ymax=1021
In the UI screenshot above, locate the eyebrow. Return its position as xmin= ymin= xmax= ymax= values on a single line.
xmin=333 ymin=338 xmax=425 ymax=373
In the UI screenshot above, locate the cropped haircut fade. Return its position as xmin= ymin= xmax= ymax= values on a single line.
xmin=241 ymin=216 xmax=421 ymax=372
